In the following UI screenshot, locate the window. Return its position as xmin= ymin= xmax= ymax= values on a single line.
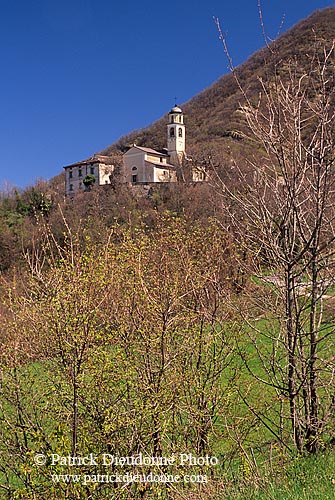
xmin=131 ymin=166 xmax=138 ymax=184
xmin=69 ymin=184 xmax=73 ymax=191
xmin=90 ymin=166 xmax=94 ymax=174
xmin=69 ymin=169 xmax=73 ymax=179
xmin=178 ymin=127 xmax=183 ymax=137
xmin=170 ymin=128 xmax=175 ymax=137
xmin=78 ymin=168 xmax=82 ymax=177
xmin=160 ymin=157 xmax=163 ymax=162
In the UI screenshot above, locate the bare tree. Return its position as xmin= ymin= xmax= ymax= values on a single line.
xmin=215 ymin=19 xmax=335 ymax=453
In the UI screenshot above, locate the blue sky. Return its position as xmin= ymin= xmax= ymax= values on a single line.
xmin=0 ymin=0 xmax=333 ymax=189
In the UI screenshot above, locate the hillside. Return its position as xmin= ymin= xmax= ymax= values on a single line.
xmin=1 ymin=8 xmax=335 ymax=499
xmin=100 ymin=7 xmax=335 ymax=167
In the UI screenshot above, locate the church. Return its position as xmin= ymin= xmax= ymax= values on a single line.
xmin=123 ymin=105 xmax=206 ymax=184
xmin=123 ymin=105 xmax=185 ymax=184
xmin=64 ymin=105 xmax=205 ymax=194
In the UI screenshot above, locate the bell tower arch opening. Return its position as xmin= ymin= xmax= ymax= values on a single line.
xmin=167 ymin=105 xmax=185 ymax=165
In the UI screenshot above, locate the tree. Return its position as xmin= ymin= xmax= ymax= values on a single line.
xmin=0 ymin=213 xmax=242 ymax=499
xmin=215 ymin=22 xmax=335 ymax=453
xmin=103 ymin=216 xmax=239 ymax=469
xmin=83 ymin=174 xmax=96 ymax=191
xmin=0 ymin=220 xmax=122 ymax=499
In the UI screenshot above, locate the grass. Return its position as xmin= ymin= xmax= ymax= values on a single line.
xmin=221 ymin=450 xmax=335 ymax=499
xmin=0 ymin=304 xmax=334 ymax=499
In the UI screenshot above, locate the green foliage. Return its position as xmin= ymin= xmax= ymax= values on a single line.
xmin=0 ymin=211 xmax=334 ymax=498
xmin=221 ymin=451 xmax=335 ymax=499
xmin=0 ymin=217 xmax=242 ymax=498
xmin=83 ymin=174 xmax=96 ymax=189
xmin=1 ymin=8 xmax=335 ymax=497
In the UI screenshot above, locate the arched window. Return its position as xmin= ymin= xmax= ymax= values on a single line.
xmin=170 ymin=128 xmax=175 ymax=137
xmin=178 ymin=127 xmax=183 ymax=137
xmin=131 ymin=166 xmax=137 ymax=183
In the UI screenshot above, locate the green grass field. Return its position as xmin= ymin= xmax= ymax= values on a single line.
xmin=222 ymin=450 xmax=335 ymax=500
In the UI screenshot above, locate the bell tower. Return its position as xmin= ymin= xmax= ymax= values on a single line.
xmin=167 ymin=105 xmax=185 ymax=165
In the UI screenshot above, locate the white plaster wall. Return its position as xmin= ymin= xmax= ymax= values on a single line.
xmin=167 ymin=124 xmax=185 ymax=156
xmin=98 ymin=164 xmax=114 ymax=185
xmin=123 ymin=149 xmax=146 ymax=182
xmin=153 ymin=167 xmax=177 ymax=183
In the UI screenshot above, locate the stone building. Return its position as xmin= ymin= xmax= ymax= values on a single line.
xmin=123 ymin=145 xmax=177 ymax=184
xmin=123 ymin=105 xmax=205 ymax=184
xmin=63 ymin=155 xmax=115 ymax=195
xmin=64 ymin=105 xmax=205 ymax=194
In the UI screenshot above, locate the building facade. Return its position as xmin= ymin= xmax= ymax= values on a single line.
xmin=64 ymin=155 xmax=115 ymax=196
xmin=64 ymin=105 xmax=206 ymax=194
xmin=167 ymin=105 xmax=186 ymax=166
xmin=123 ymin=146 xmax=177 ymax=184
xmin=123 ymin=105 xmax=206 ymax=185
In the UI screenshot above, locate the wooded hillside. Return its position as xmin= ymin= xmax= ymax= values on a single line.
xmin=100 ymin=8 xmax=335 ymax=167
xmin=1 ymin=8 xmax=335 ymax=499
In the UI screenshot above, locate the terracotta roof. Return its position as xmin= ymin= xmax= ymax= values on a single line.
xmin=145 ymin=160 xmax=176 ymax=170
xmin=128 ymin=145 xmax=169 ymax=156
xmin=64 ymin=155 xmax=114 ymax=169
